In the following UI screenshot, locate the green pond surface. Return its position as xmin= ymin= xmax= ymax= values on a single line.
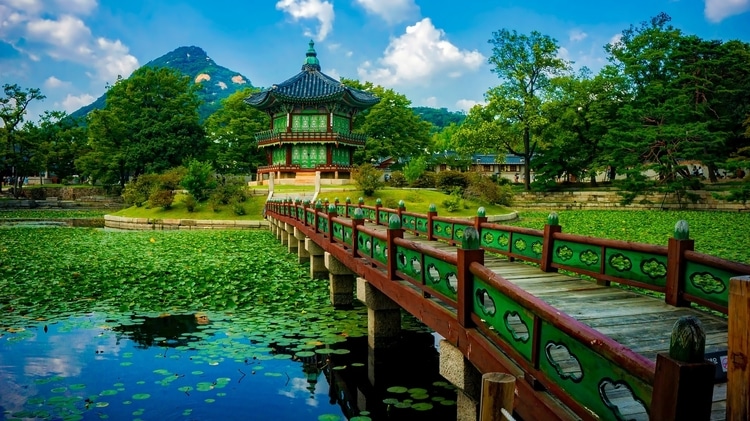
xmin=0 ymin=227 xmax=457 ymax=421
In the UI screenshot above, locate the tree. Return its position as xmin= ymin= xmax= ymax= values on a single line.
xmin=203 ymin=88 xmax=269 ymax=176
xmin=0 ymin=84 xmax=45 ymax=195
xmin=456 ymin=30 xmax=570 ymax=190
xmin=341 ymin=78 xmax=432 ymax=163
xmin=36 ymin=111 xmax=88 ymax=183
xmin=81 ymin=67 xmax=207 ymax=186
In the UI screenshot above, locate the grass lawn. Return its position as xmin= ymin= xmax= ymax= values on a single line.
xmin=113 ymin=188 xmax=513 ymax=220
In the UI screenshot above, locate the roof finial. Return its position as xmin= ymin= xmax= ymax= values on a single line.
xmin=303 ymin=39 xmax=321 ymax=71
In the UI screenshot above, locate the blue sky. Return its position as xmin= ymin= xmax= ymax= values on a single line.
xmin=1 ymin=0 xmax=749 ymax=121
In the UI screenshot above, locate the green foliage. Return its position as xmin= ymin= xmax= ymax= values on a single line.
xmin=463 ymin=174 xmax=514 ymax=206
xmin=122 ymin=174 xmax=160 ymax=207
xmin=213 ymin=176 xmax=248 ymax=205
xmin=352 ymin=163 xmax=384 ymax=197
xmin=387 ymin=171 xmax=407 ymax=187
xmin=182 ymin=194 xmax=198 ymax=212
xmin=441 ymin=188 xmax=464 ymax=212
xmin=411 ymin=171 xmax=437 ymax=188
xmin=207 ymin=192 xmax=223 ymax=212
xmin=403 ymin=156 xmax=427 ymax=183
xmin=148 ymin=189 xmax=175 ymax=210
xmin=181 ymin=160 xmax=217 ymax=201
xmin=714 ymin=182 xmax=750 ymax=206
xmin=412 ymin=106 xmax=466 ymax=131
xmin=230 ymin=197 xmax=246 ymax=215
xmin=617 ymin=169 xmax=655 ymax=205
xmin=435 ymin=171 xmax=469 ymax=193
xmin=1 ymin=84 xmax=46 ymax=197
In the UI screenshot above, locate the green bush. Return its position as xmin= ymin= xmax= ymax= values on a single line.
xmin=183 ymin=194 xmax=198 ymax=212
xmin=181 ymin=160 xmax=217 ymax=202
xmin=384 ymin=198 xmax=399 ymax=209
xmin=160 ymin=166 xmax=187 ymax=190
xmin=441 ymin=188 xmax=463 ymax=212
xmin=231 ymin=198 xmax=246 ymax=216
xmin=403 ymin=156 xmax=427 ymax=183
xmin=463 ymin=174 xmax=514 ymax=206
xmin=148 ymin=189 xmax=175 ymax=210
xmin=352 ymin=163 xmax=384 ymax=197
xmin=411 ymin=171 xmax=436 ymax=188
xmin=387 ymin=171 xmax=407 ymax=187
xmin=122 ymin=174 xmax=160 ymax=207
xmin=436 ymin=171 xmax=469 ymax=193
xmin=208 ymin=192 xmax=222 ymax=212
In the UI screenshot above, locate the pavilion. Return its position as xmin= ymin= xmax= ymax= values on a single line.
xmin=246 ymin=41 xmax=379 ymax=185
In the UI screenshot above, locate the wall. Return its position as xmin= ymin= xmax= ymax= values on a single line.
xmin=513 ymin=190 xmax=747 ymax=211
xmin=104 ymin=215 xmax=269 ymax=230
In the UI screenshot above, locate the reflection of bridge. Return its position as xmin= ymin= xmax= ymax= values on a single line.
xmin=265 ymin=199 xmax=750 ymax=420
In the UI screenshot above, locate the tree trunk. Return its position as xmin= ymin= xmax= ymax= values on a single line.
xmin=707 ymin=163 xmax=718 ymax=183
xmin=589 ymin=173 xmax=598 ymax=187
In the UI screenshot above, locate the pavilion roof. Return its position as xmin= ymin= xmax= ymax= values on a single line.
xmin=245 ymin=41 xmax=379 ymax=111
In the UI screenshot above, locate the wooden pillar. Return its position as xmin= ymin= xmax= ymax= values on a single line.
xmin=480 ymin=373 xmax=516 ymax=421
xmin=651 ymin=316 xmax=715 ymax=421
xmin=728 ymin=275 xmax=750 ymax=421
xmin=457 ymin=226 xmax=483 ymax=329
xmin=541 ymin=213 xmax=561 ymax=273
xmin=386 ymin=215 xmax=404 ymax=280
xmin=666 ymin=220 xmax=694 ymax=307
xmin=426 ymin=204 xmax=437 ymax=241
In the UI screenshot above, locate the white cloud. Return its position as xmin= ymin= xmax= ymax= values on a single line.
xmin=60 ymin=93 xmax=94 ymax=112
xmin=26 ymin=15 xmax=92 ymax=51
xmin=357 ymin=18 xmax=484 ymax=87
xmin=95 ymin=38 xmax=139 ymax=81
xmin=569 ymin=30 xmax=588 ymax=42
xmin=354 ymin=0 xmax=419 ymax=24
xmin=276 ymin=0 xmax=334 ymax=41
xmin=608 ymin=33 xmax=623 ymax=48
xmin=456 ymin=99 xmax=482 ymax=112
xmin=326 ymin=68 xmax=341 ymax=81
xmin=422 ymin=96 xmax=437 ymax=107
xmin=44 ymin=76 xmax=70 ymax=88
xmin=704 ymin=0 xmax=750 ymax=22
xmin=53 ymin=0 xmax=97 ymax=15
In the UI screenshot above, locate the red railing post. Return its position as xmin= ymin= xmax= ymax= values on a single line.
xmin=541 ymin=212 xmax=561 ymax=273
xmin=374 ymin=198 xmax=382 ymax=225
xmin=302 ymin=200 xmax=309 ymax=227
xmin=474 ymin=207 xmax=488 ymax=240
xmin=666 ymin=220 xmax=694 ymax=307
xmin=457 ymin=226 xmax=484 ymax=328
xmin=386 ymin=214 xmax=404 ymax=280
xmin=345 ymin=197 xmax=351 ymax=218
xmin=427 ymin=203 xmax=437 ymax=241
xmin=728 ymin=275 xmax=750 ymax=421
xmin=327 ymin=204 xmax=337 ymax=243
xmin=313 ymin=200 xmax=322 ymax=234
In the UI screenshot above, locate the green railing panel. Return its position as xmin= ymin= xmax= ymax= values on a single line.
xmin=432 ymin=220 xmax=454 ymax=241
xmin=604 ymin=249 xmax=667 ymax=287
xmin=317 ymin=216 xmax=328 ymax=233
xmin=357 ymin=232 xmax=373 ymax=259
xmin=424 ymin=255 xmax=458 ymax=301
xmin=401 ymin=215 xmax=416 ymax=231
xmin=510 ymin=233 xmax=544 ymax=260
xmin=552 ymin=240 xmax=602 ymax=272
xmin=378 ymin=210 xmax=390 ymax=225
xmin=684 ymin=261 xmax=732 ymax=308
xmin=474 ymin=279 xmax=533 ymax=361
xmin=343 ymin=226 xmax=353 ymax=246
xmin=306 ymin=210 xmax=315 ymax=225
xmin=415 ymin=217 xmax=429 ymax=234
xmin=539 ymin=321 xmax=652 ymax=421
xmin=297 ymin=208 xmax=304 ymax=220
xmin=332 ymin=222 xmax=344 ymax=242
xmin=372 ymin=237 xmax=388 ymax=265
xmin=336 ymin=205 xmax=346 ymax=215
xmin=365 ymin=208 xmax=377 ymax=221
xmin=480 ymin=228 xmax=512 ymax=253
xmin=396 ymin=246 xmax=424 ymax=282
xmin=452 ymin=224 xmax=469 ymax=243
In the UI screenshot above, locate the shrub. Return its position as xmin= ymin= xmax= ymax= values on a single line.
xmin=122 ymin=174 xmax=160 ymax=207
xmin=403 ymin=156 xmax=427 ymax=183
xmin=181 ymin=160 xmax=216 ymax=202
xmin=160 ymin=166 xmax=187 ymax=190
xmin=441 ymin=188 xmax=463 ymax=212
xmin=387 ymin=171 xmax=407 ymax=187
xmin=352 ymin=164 xmax=384 ymax=197
xmin=411 ymin=171 xmax=436 ymax=188
xmin=148 ymin=189 xmax=175 ymax=210
xmin=463 ymin=174 xmax=514 ymax=206
xmin=207 ymin=192 xmax=223 ymax=212
xmin=231 ymin=198 xmax=246 ymax=216
xmin=183 ymin=194 xmax=198 ymax=212
xmin=384 ymin=198 xmax=399 ymax=209
xmin=436 ymin=171 xmax=469 ymax=193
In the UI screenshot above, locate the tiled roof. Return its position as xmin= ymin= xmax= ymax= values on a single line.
xmin=245 ymin=41 xmax=379 ymax=110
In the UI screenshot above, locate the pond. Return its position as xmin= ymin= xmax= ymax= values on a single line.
xmin=0 ymin=228 xmax=457 ymax=421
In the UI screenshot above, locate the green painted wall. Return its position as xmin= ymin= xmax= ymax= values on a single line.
xmin=291 ymin=114 xmax=327 ymax=132
xmin=291 ymin=145 xmax=326 ymax=168
xmin=273 ymin=116 xmax=286 ymax=133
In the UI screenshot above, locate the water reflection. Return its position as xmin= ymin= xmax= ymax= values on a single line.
xmin=110 ymin=313 xmax=210 ymax=348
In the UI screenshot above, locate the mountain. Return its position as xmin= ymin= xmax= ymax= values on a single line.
xmin=70 ymin=46 xmax=254 ymax=121
xmin=412 ymin=106 xmax=466 ymax=131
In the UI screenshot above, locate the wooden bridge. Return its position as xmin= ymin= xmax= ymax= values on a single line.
xmin=264 ymin=198 xmax=750 ymax=421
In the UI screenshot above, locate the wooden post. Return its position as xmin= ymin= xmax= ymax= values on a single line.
xmin=457 ymin=226 xmax=483 ymax=328
xmin=351 ymin=208 xmax=364 ymax=258
xmin=344 ymin=197 xmax=351 ymax=218
xmin=540 ymin=213 xmax=561 ymax=273
xmin=474 ymin=207 xmax=488 ymax=237
xmin=386 ymin=214 xmax=404 ymax=280
xmin=480 ymin=372 xmax=516 ymax=421
xmin=327 ymin=204 xmax=336 ymax=243
xmin=427 ymin=204 xmax=437 ymax=241
xmin=666 ymin=220 xmax=694 ymax=307
xmin=374 ymin=198 xmax=382 ymax=226
xmin=651 ymin=315 xmax=715 ymax=421
xmin=728 ymin=275 xmax=750 ymax=421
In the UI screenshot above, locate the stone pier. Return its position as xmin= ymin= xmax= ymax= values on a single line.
xmin=285 ymin=223 xmax=298 ymax=254
xmin=356 ymin=277 xmax=401 ymax=349
xmin=294 ymin=227 xmax=310 ymax=264
xmin=305 ymin=238 xmax=327 ymax=279
xmin=324 ymin=252 xmax=355 ymax=308
xmin=439 ymin=339 xmax=482 ymax=421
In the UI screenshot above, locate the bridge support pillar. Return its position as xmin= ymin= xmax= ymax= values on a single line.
xmin=305 ymin=238 xmax=327 ymax=280
xmin=439 ymin=339 xmax=481 ymax=421
xmin=357 ymin=277 xmax=401 ymax=349
xmin=284 ymin=223 xmax=297 ymax=253
xmin=325 ymin=252 xmax=355 ymax=308
xmin=294 ymin=228 xmax=310 ymax=264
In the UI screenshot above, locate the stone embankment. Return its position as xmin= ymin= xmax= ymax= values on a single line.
xmin=104 ymin=215 xmax=268 ymax=230
xmin=513 ymin=190 xmax=747 ymax=211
